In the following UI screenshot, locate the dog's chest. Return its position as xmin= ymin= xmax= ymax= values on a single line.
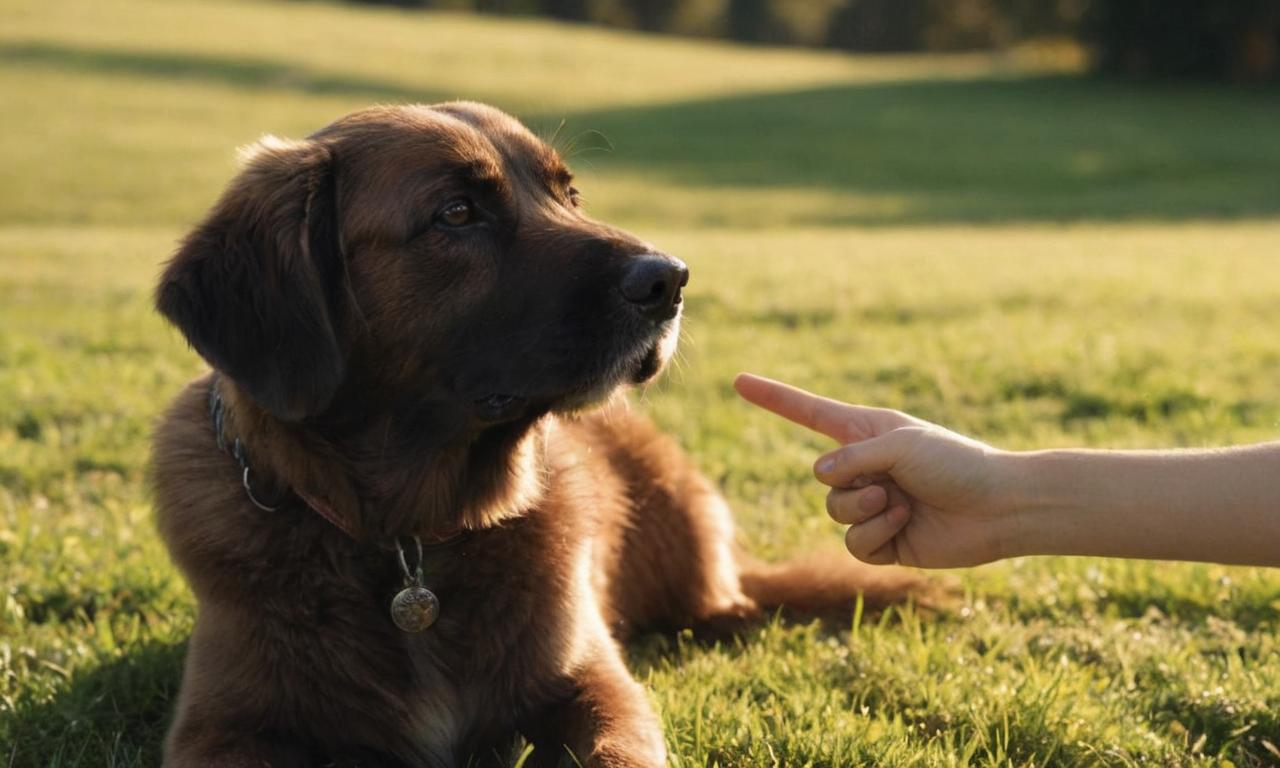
xmin=401 ymin=651 xmax=475 ymax=764
xmin=388 ymin=527 xmax=592 ymax=760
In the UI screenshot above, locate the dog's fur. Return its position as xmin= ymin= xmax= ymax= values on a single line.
xmin=152 ymin=103 xmax=923 ymax=767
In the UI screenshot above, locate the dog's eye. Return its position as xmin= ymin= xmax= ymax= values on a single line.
xmin=567 ymin=186 xmax=581 ymax=207
xmin=436 ymin=199 xmax=474 ymax=228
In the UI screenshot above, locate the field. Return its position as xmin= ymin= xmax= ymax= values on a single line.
xmin=3 ymin=0 xmax=1280 ymax=764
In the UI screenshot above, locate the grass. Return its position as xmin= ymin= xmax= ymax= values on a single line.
xmin=2 ymin=0 xmax=1280 ymax=764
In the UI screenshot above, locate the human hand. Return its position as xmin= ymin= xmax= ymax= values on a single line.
xmin=734 ymin=373 xmax=1022 ymax=568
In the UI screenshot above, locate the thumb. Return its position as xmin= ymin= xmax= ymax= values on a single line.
xmin=814 ymin=429 xmax=915 ymax=487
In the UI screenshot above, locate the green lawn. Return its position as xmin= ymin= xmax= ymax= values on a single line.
xmin=3 ymin=0 xmax=1280 ymax=765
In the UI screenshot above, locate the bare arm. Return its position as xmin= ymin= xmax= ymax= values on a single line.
xmin=735 ymin=373 xmax=1280 ymax=568
xmin=1008 ymin=446 xmax=1280 ymax=566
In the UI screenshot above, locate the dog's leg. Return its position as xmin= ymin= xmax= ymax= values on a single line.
xmin=522 ymin=644 xmax=666 ymax=768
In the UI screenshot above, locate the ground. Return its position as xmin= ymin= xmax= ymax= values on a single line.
xmin=2 ymin=0 xmax=1279 ymax=765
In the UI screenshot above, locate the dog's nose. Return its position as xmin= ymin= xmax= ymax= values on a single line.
xmin=621 ymin=254 xmax=689 ymax=320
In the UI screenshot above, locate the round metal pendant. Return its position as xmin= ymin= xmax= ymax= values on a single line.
xmin=390 ymin=585 xmax=440 ymax=633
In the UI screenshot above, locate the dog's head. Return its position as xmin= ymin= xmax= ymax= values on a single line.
xmin=158 ymin=103 xmax=685 ymax=435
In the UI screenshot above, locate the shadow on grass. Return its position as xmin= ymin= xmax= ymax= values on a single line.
xmin=554 ymin=75 xmax=1280 ymax=225
xmin=6 ymin=601 xmax=1277 ymax=766
xmin=7 ymin=41 xmax=1280 ymax=225
xmin=0 ymin=621 xmax=842 ymax=768
xmin=1015 ymin=583 xmax=1280 ymax=634
xmin=0 ymin=41 xmax=442 ymax=103
xmin=3 ymin=640 xmax=184 ymax=768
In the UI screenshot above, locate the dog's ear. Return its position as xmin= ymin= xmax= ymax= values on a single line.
xmin=157 ymin=136 xmax=348 ymax=421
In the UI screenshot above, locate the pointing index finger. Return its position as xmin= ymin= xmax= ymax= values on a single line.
xmin=734 ymin=373 xmax=869 ymax=442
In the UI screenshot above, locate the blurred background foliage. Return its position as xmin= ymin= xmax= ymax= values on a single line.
xmin=339 ymin=0 xmax=1280 ymax=81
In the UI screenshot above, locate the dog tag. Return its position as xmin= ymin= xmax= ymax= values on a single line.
xmin=391 ymin=585 xmax=440 ymax=633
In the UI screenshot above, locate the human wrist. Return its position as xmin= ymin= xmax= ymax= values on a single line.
xmin=1002 ymin=448 xmax=1117 ymax=559
xmin=993 ymin=449 xmax=1063 ymax=559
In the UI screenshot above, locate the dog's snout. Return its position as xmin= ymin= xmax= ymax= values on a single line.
xmin=621 ymin=255 xmax=688 ymax=320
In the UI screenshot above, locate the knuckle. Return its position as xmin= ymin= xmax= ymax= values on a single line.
xmin=826 ymin=489 xmax=856 ymax=523
xmin=876 ymin=406 xmax=908 ymax=425
xmin=862 ymin=483 xmax=886 ymax=508
xmin=825 ymin=490 xmax=843 ymax=519
xmin=830 ymin=444 xmax=851 ymax=472
xmin=884 ymin=426 xmax=912 ymax=444
xmin=871 ymin=549 xmax=896 ymax=566
xmin=844 ymin=525 xmax=869 ymax=558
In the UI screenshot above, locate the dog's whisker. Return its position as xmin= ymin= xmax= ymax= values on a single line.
xmin=545 ymin=117 xmax=569 ymax=152
xmin=569 ymin=129 xmax=614 ymax=159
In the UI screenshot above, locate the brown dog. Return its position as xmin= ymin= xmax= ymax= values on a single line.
xmin=152 ymin=102 xmax=922 ymax=767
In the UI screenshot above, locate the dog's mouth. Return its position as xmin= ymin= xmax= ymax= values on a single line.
xmin=553 ymin=317 xmax=680 ymax=414
xmin=470 ymin=312 xmax=680 ymax=425
xmin=628 ymin=331 xmax=674 ymax=384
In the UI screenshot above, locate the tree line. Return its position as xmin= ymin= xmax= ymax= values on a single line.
xmin=344 ymin=0 xmax=1280 ymax=81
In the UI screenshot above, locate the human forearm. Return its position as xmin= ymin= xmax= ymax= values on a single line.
xmin=1006 ymin=444 xmax=1280 ymax=566
xmin=735 ymin=373 xmax=1280 ymax=569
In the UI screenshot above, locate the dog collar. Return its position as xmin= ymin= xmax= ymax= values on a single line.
xmin=206 ymin=375 xmax=460 ymax=632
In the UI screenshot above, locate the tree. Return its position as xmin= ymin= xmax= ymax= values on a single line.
xmin=825 ymin=0 xmax=927 ymax=52
xmin=726 ymin=0 xmax=783 ymax=43
xmin=540 ymin=0 xmax=591 ymax=20
xmin=1085 ymin=0 xmax=1280 ymax=80
xmin=623 ymin=0 xmax=680 ymax=31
